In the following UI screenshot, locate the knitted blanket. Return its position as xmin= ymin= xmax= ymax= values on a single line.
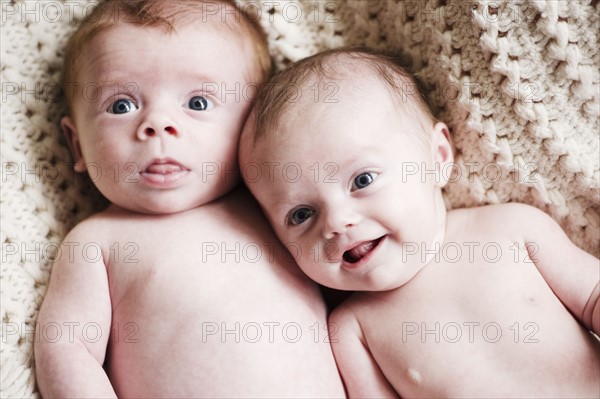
xmin=1 ymin=0 xmax=598 ymax=396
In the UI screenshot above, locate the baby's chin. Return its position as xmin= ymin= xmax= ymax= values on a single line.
xmin=108 ymin=193 xmax=225 ymax=215
xmin=323 ymin=281 xmax=407 ymax=293
xmin=104 ymin=179 xmax=242 ymax=215
xmin=108 ymin=201 xmax=199 ymax=216
xmin=307 ymin=267 xmax=419 ymax=293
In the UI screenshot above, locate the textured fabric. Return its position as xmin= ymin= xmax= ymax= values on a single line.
xmin=1 ymin=0 xmax=598 ymax=396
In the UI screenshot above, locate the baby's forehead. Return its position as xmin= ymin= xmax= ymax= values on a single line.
xmin=274 ymin=71 xmax=401 ymax=128
xmin=284 ymin=61 xmax=418 ymax=118
xmin=244 ymin=53 xmax=434 ymax=159
xmin=306 ymin=60 xmax=392 ymax=92
xmin=257 ymin=83 xmax=396 ymax=146
xmin=78 ymin=14 xmax=258 ymax=82
xmin=311 ymin=56 xmax=415 ymax=89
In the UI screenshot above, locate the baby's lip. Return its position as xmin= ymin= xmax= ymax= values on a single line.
xmin=141 ymin=158 xmax=190 ymax=174
xmin=139 ymin=158 xmax=191 ymax=187
xmin=342 ymin=236 xmax=385 ymax=265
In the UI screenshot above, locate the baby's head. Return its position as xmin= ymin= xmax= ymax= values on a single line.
xmin=62 ymin=0 xmax=271 ymax=214
xmin=240 ymin=48 xmax=454 ymax=291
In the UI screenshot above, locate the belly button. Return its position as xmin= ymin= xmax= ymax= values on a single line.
xmin=408 ymin=368 xmax=422 ymax=385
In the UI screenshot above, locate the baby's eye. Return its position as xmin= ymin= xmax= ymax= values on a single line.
xmin=288 ymin=207 xmax=315 ymax=226
xmin=352 ymin=172 xmax=378 ymax=190
xmin=108 ymin=99 xmax=137 ymax=114
xmin=188 ymin=95 xmax=213 ymax=111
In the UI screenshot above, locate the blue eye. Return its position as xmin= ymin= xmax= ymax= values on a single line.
xmin=188 ymin=95 xmax=213 ymax=111
xmin=288 ymin=207 xmax=315 ymax=225
xmin=108 ymin=99 xmax=137 ymax=114
xmin=353 ymin=172 xmax=377 ymax=190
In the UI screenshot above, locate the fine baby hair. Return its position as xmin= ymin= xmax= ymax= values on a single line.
xmin=62 ymin=0 xmax=272 ymax=114
xmin=247 ymin=47 xmax=437 ymax=146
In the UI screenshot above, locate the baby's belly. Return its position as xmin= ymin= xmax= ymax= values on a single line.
xmin=381 ymin=319 xmax=600 ymax=398
xmin=363 ymin=260 xmax=600 ymax=398
xmin=105 ymin=259 xmax=343 ymax=397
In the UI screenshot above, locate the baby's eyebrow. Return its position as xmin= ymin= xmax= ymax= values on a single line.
xmin=83 ymin=79 xmax=140 ymax=95
xmin=268 ymin=191 xmax=299 ymax=212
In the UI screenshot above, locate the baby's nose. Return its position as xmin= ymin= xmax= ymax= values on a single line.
xmin=137 ymin=114 xmax=179 ymax=140
xmin=322 ymin=207 xmax=358 ymax=240
xmin=140 ymin=125 xmax=178 ymax=138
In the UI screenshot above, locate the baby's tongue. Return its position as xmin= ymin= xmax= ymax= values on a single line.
xmin=146 ymin=163 xmax=182 ymax=174
xmin=345 ymin=240 xmax=376 ymax=263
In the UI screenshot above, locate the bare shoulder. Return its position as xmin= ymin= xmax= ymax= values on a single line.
xmin=62 ymin=207 xmax=122 ymax=243
xmin=456 ymin=204 xmax=581 ymax=262
xmin=330 ymin=293 xmax=360 ymax=319
xmin=487 ymin=202 xmax=551 ymax=220
xmin=461 ymin=202 xmax=548 ymax=221
xmin=493 ymin=203 xmax=559 ymax=234
xmin=330 ymin=293 xmax=379 ymax=331
xmin=454 ymin=203 xmax=556 ymax=235
xmin=330 ymin=298 xmax=362 ymax=338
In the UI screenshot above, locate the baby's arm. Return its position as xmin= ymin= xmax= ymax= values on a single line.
xmin=330 ymin=305 xmax=399 ymax=398
xmin=512 ymin=204 xmax=600 ymax=333
xmin=35 ymin=223 xmax=116 ymax=397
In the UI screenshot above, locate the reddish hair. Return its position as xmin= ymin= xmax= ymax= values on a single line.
xmin=62 ymin=0 xmax=272 ymax=112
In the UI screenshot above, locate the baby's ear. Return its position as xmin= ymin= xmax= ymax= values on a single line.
xmin=431 ymin=122 xmax=454 ymax=187
xmin=61 ymin=116 xmax=86 ymax=172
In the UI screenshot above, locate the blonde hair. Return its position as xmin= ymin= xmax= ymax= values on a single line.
xmin=62 ymin=0 xmax=272 ymax=112
xmin=249 ymin=47 xmax=436 ymax=145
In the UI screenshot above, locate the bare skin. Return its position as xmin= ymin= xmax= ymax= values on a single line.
xmin=241 ymin=60 xmax=600 ymax=398
xmin=36 ymin=187 xmax=345 ymax=398
xmin=35 ymin=10 xmax=345 ymax=397
xmin=332 ymin=205 xmax=600 ymax=398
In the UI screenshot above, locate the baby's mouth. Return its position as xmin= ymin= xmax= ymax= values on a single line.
xmin=141 ymin=158 xmax=189 ymax=175
xmin=144 ymin=162 xmax=186 ymax=174
xmin=343 ymin=236 xmax=384 ymax=264
xmin=139 ymin=158 xmax=190 ymax=186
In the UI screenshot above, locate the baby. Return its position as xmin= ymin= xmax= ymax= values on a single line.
xmin=240 ymin=48 xmax=600 ymax=398
xmin=34 ymin=1 xmax=344 ymax=397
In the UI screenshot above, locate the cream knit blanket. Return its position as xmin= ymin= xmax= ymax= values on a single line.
xmin=1 ymin=0 xmax=598 ymax=396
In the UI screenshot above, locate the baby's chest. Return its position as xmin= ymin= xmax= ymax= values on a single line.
xmin=355 ymin=258 xmax=591 ymax=396
xmin=102 ymin=223 xmax=277 ymax=313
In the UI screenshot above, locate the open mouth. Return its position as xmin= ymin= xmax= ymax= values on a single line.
xmin=342 ymin=236 xmax=385 ymax=264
